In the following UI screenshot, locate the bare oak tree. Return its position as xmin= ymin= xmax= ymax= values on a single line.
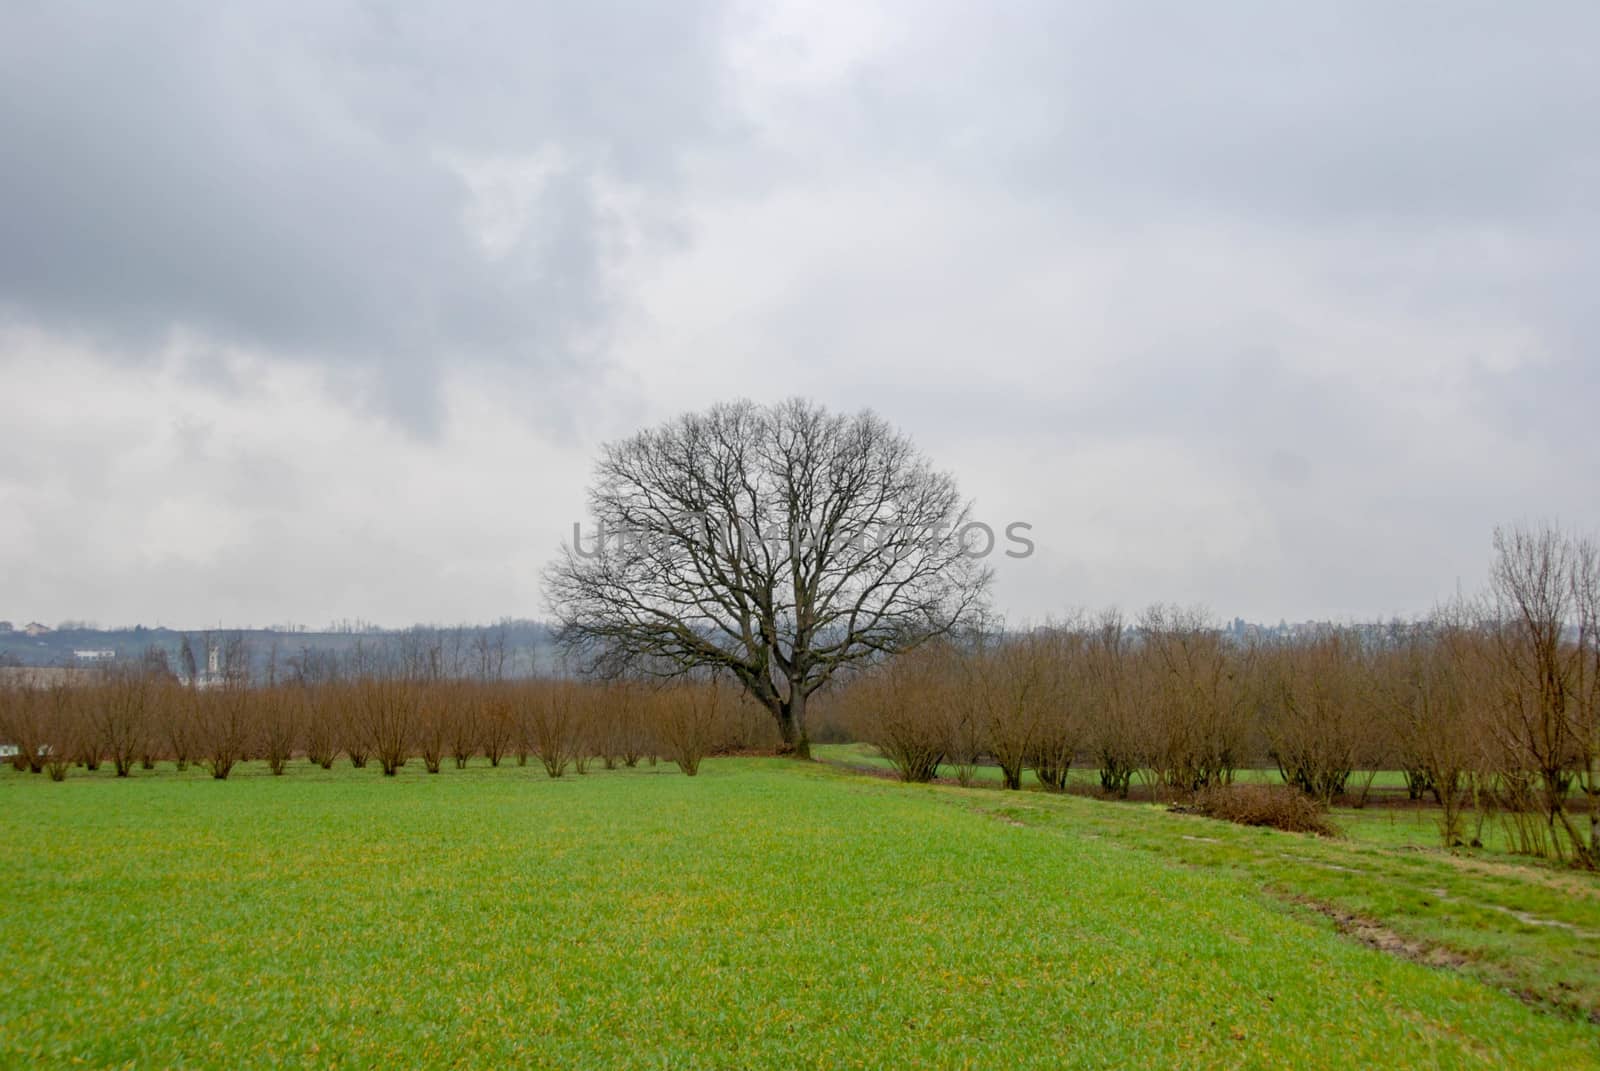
xmin=545 ymin=399 xmax=989 ymax=757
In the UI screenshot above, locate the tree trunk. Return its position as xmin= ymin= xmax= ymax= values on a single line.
xmin=777 ymin=692 xmax=812 ymax=760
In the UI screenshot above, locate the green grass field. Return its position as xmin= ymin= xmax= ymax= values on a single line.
xmin=816 ymin=741 xmax=1420 ymax=792
xmin=816 ymin=743 xmax=1554 ymax=855
xmin=2 ymin=758 xmax=1597 ymax=1069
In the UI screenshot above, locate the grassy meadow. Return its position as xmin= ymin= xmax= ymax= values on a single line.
xmin=2 ymin=757 xmax=1597 ymax=1069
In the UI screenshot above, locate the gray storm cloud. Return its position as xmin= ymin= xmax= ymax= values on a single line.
xmin=0 ymin=0 xmax=1597 ymax=627
xmin=0 ymin=0 xmax=733 ymax=431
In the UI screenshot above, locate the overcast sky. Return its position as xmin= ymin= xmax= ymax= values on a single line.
xmin=2 ymin=1 xmax=1597 ymax=630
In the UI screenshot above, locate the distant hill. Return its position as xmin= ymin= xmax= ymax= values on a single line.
xmin=0 ymin=621 xmax=558 ymax=679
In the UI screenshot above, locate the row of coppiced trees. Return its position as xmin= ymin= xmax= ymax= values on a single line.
xmin=837 ymin=524 xmax=1599 ymax=868
xmin=0 ymin=672 xmax=775 ymax=783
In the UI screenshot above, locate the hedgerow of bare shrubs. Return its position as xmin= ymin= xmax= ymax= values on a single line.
xmin=1186 ymin=783 xmax=1339 ymax=837
xmin=823 ymin=527 xmax=1597 ymax=867
xmin=0 ymin=664 xmax=782 ymax=786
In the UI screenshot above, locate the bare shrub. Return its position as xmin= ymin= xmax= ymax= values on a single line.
xmin=611 ymin=683 xmax=648 ymax=767
xmin=139 ymin=675 xmax=180 ymax=770
xmin=75 ymin=720 xmax=102 ymax=771
xmin=520 ymin=680 xmax=578 ymax=778
xmin=1139 ymin=606 xmax=1253 ymax=796
xmin=846 ymin=645 xmax=950 ymax=783
xmin=708 ymin=688 xmax=780 ymax=754
xmin=356 ymin=677 xmax=415 ymax=777
xmin=1574 ymin=538 xmax=1600 ymax=861
xmin=1493 ymin=768 xmax=1554 ymax=857
xmin=652 ymin=680 xmax=722 ymax=776
xmin=197 ymin=683 xmax=253 ymax=780
xmin=481 ymin=687 xmax=515 ymax=767
xmin=164 ymin=684 xmax=199 ymax=772
xmin=302 ymin=686 xmax=339 ymax=769
xmin=1029 ymin=626 xmax=1088 ymax=793
xmin=959 ymin=626 xmax=1050 ymax=790
xmin=416 ymin=684 xmax=448 ymax=774
xmin=1083 ymin=610 xmax=1139 ymax=797
xmin=1187 ymin=783 xmax=1338 ymax=837
xmin=1261 ymin=629 xmax=1378 ymax=803
xmin=334 ymin=684 xmax=370 ymax=768
xmin=571 ymin=685 xmax=597 ymax=775
xmin=944 ymin=677 xmax=986 ymax=787
xmin=1485 ymin=524 xmax=1596 ymax=867
xmin=1 ymin=684 xmax=44 ymax=773
xmin=258 ymin=686 xmax=301 ymax=776
xmin=1382 ymin=612 xmax=1492 ymax=846
xmin=591 ymin=683 xmax=626 ymax=770
xmin=40 ymin=684 xmax=81 ymax=781
xmin=446 ymin=683 xmax=479 ymax=769
xmin=91 ymin=666 xmax=154 ymax=777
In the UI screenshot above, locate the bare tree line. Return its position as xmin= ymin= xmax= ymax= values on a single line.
xmin=836 ymin=523 xmax=1599 ymax=868
xmin=160 ymin=623 xmax=525 ymax=687
xmin=0 ymin=666 xmax=776 ymax=785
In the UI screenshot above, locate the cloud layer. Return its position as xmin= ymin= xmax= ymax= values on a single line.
xmin=2 ymin=1 xmax=1597 ymax=627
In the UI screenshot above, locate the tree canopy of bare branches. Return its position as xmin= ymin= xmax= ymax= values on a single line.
xmin=545 ymin=398 xmax=990 ymax=757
